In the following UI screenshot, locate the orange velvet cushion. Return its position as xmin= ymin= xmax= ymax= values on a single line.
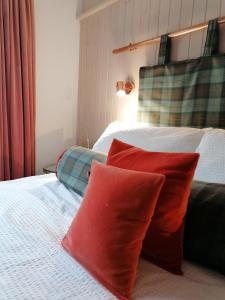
xmin=62 ymin=160 xmax=165 ymax=300
xmin=107 ymin=139 xmax=199 ymax=275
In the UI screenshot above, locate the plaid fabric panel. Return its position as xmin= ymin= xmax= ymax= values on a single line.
xmin=203 ymin=19 xmax=219 ymax=56
xmin=57 ymin=146 xmax=107 ymax=196
xmin=138 ymin=55 xmax=225 ymax=128
xmin=158 ymin=34 xmax=171 ymax=65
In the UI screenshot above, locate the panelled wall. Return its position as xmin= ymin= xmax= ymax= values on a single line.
xmin=77 ymin=0 xmax=225 ymax=147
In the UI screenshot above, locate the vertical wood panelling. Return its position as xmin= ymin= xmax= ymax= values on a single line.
xmin=175 ymin=0 xmax=194 ymax=61
xmin=77 ymin=0 xmax=225 ymax=146
xmin=146 ymin=0 xmax=161 ymax=65
xmin=157 ymin=0 xmax=171 ymax=63
xmin=137 ymin=0 xmax=151 ymax=41
xmin=188 ymin=0 xmax=207 ymax=58
xmin=168 ymin=0 xmax=182 ymax=61
xmin=123 ymin=0 xmax=134 ymax=45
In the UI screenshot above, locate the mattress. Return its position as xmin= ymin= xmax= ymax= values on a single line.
xmin=0 ymin=174 xmax=224 ymax=300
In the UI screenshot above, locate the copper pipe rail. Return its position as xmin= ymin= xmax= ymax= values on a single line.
xmin=112 ymin=16 xmax=225 ymax=54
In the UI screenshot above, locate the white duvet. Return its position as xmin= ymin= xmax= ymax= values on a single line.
xmin=0 ymin=174 xmax=224 ymax=300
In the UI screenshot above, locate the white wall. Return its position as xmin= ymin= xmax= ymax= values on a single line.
xmin=35 ymin=0 xmax=80 ymax=174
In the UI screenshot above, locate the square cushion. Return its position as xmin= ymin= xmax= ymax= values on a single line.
xmin=56 ymin=146 xmax=107 ymax=196
xmin=107 ymin=139 xmax=199 ymax=275
xmin=184 ymin=180 xmax=225 ymax=275
xmin=62 ymin=161 xmax=165 ymax=300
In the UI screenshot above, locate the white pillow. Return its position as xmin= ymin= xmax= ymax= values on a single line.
xmin=194 ymin=129 xmax=225 ymax=184
xmin=93 ymin=123 xmax=207 ymax=153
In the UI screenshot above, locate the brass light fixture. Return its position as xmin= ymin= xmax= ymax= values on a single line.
xmin=116 ymin=80 xmax=135 ymax=97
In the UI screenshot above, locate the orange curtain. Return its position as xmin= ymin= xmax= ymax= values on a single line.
xmin=0 ymin=0 xmax=35 ymax=180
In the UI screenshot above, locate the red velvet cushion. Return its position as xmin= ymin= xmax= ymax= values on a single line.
xmin=62 ymin=160 xmax=165 ymax=300
xmin=107 ymin=139 xmax=199 ymax=275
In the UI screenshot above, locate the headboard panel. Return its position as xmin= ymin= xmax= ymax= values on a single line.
xmin=138 ymin=19 xmax=225 ymax=129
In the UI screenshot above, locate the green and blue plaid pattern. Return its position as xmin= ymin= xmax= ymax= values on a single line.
xmin=57 ymin=146 xmax=107 ymax=196
xmin=158 ymin=34 xmax=171 ymax=65
xmin=138 ymin=19 xmax=225 ymax=129
xmin=203 ymin=19 xmax=219 ymax=56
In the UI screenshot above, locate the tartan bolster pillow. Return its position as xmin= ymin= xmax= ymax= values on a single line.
xmin=56 ymin=146 xmax=107 ymax=196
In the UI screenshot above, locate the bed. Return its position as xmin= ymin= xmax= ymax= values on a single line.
xmin=0 ymin=173 xmax=224 ymax=300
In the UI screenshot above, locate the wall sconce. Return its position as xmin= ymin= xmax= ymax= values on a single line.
xmin=116 ymin=80 xmax=135 ymax=97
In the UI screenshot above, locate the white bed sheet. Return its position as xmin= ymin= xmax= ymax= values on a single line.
xmin=0 ymin=175 xmax=224 ymax=300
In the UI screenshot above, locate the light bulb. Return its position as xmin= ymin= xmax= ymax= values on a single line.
xmin=116 ymin=89 xmax=126 ymax=97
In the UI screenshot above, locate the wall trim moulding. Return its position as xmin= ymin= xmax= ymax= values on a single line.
xmin=78 ymin=0 xmax=121 ymax=21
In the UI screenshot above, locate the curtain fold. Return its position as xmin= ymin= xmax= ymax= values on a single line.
xmin=0 ymin=0 xmax=35 ymax=180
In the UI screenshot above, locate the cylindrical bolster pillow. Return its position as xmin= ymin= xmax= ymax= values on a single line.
xmin=56 ymin=146 xmax=107 ymax=196
xmin=184 ymin=180 xmax=225 ymax=276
